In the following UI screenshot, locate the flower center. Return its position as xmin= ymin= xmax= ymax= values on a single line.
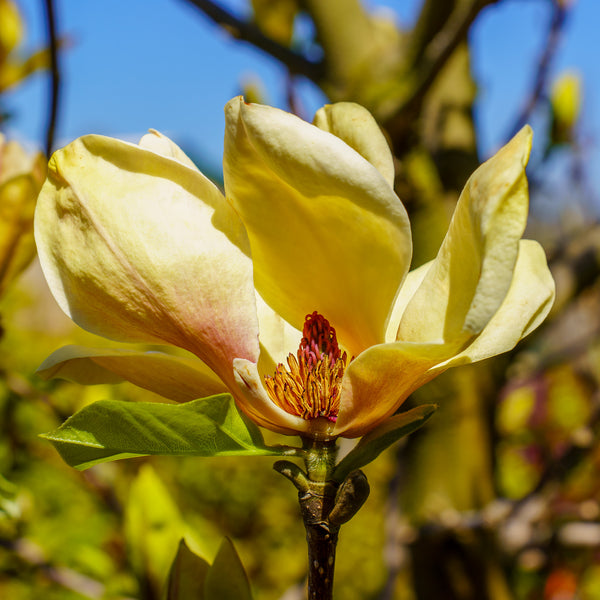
xmin=264 ymin=311 xmax=348 ymax=423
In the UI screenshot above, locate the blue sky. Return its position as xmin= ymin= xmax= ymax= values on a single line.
xmin=5 ymin=0 xmax=600 ymax=197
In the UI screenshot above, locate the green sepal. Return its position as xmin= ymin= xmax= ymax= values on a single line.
xmin=204 ymin=538 xmax=253 ymax=600
xmin=333 ymin=404 xmax=437 ymax=481
xmin=167 ymin=539 xmax=210 ymax=600
xmin=41 ymin=393 xmax=298 ymax=470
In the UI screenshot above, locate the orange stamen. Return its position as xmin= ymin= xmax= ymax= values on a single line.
xmin=264 ymin=312 xmax=347 ymax=422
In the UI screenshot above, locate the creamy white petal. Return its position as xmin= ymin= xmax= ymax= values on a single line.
xmin=35 ymin=134 xmax=258 ymax=387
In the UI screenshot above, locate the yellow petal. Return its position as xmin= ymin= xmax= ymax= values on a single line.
xmin=138 ymin=130 xmax=201 ymax=172
xmin=385 ymin=260 xmax=431 ymax=343
xmin=37 ymin=345 xmax=228 ymax=402
xmin=255 ymin=291 xmax=302 ymax=372
xmin=224 ymin=97 xmax=411 ymax=356
xmin=338 ymin=238 xmax=554 ymax=438
xmin=34 ymin=134 xmax=258 ymax=387
xmin=336 ymin=341 xmax=447 ymax=438
xmin=432 ymin=239 xmax=555 ymax=371
xmin=398 ymin=126 xmax=533 ymax=345
xmin=313 ymin=102 xmax=395 ymax=188
xmin=232 ymin=358 xmax=310 ymax=435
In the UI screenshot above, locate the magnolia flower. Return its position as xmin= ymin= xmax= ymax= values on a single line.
xmin=0 ymin=134 xmax=45 ymax=295
xmin=34 ymin=98 xmax=554 ymax=440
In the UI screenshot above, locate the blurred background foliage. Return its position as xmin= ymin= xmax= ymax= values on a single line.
xmin=1 ymin=0 xmax=600 ymax=598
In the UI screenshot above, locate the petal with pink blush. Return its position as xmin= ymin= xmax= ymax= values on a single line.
xmin=34 ymin=134 xmax=259 ymax=386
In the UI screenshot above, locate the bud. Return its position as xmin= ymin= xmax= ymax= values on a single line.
xmin=329 ymin=469 xmax=370 ymax=526
xmin=550 ymin=71 xmax=582 ymax=145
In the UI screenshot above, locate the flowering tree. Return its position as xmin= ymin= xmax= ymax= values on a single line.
xmin=1 ymin=1 xmax=598 ymax=599
xmin=33 ymin=96 xmax=553 ymax=599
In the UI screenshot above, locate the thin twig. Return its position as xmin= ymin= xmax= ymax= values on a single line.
xmin=181 ymin=0 xmax=325 ymax=82
xmin=43 ymin=0 xmax=60 ymax=156
xmin=508 ymin=1 xmax=569 ymax=137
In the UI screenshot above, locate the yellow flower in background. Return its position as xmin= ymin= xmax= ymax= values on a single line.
xmin=550 ymin=71 xmax=582 ymax=145
xmin=0 ymin=0 xmax=21 ymax=61
xmin=34 ymin=98 xmax=554 ymax=439
xmin=0 ymin=0 xmax=51 ymax=94
xmin=0 ymin=135 xmax=45 ymax=295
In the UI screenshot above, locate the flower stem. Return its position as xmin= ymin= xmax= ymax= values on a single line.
xmin=300 ymin=482 xmax=339 ymax=600
xmin=303 ymin=437 xmax=338 ymax=482
xmin=275 ymin=439 xmax=370 ymax=600
xmin=301 ymin=438 xmax=339 ymax=600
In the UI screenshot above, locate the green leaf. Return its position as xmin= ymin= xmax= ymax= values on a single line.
xmin=41 ymin=394 xmax=290 ymax=470
xmin=333 ymin=404 xmax=437 ymax=481
xmin=204 ymin=538 xmax=253 ymax=600
xmin=167 ymin=539 xmax=210 ymax=600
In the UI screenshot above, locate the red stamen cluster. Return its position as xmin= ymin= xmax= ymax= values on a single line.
xmin=265 ymin=312 xmax=347 ymax=422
